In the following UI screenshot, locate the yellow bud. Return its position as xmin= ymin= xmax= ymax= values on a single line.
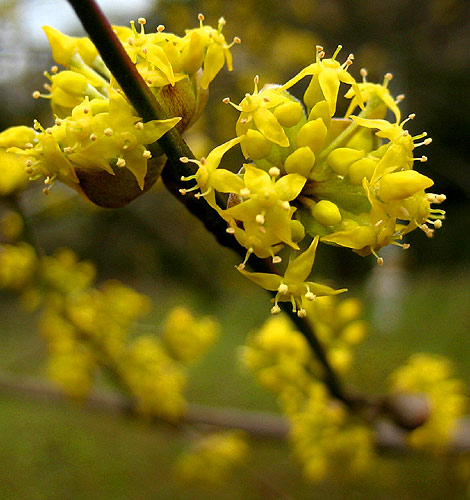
xmin=312 ymin=200 xmax=342 ymax=226
xmin=75 ymin=37 xmax=98 ymax=66
xmin=52 ymin=71 xmax=88 ymax=94
xmin=284 ymin=147 xmax=315 ymax=177
xmin=327 ymin=148 xmax=364 ymax=175
xmin=296 ymin=117 xmax=327 ymax=152
xmin=42 ymin=26 xmax=77 ymax=66
xmin=379 ymin=170 xmax=434 ymax=202
xmin=273 ymin=101 xmax=303 ymax=128
xmin=308 ymin=100 xmax=331 ymax=128
xmin=348 ymin=158 xmax=376 ymax=185
xmin=243 ymin=129 xmax=272 ymax=160
xmin=341 ymin=320 xmax=368 ymax=345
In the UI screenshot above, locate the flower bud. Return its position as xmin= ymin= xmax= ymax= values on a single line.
xmin=273 ymin=101 xmax=303 ymax=128
xmin=296 ymin=118 xmax=327 ymax=152
xmin=312 ymin=200 xmax=342 ymax=226
xmin=284 ymin=147 xmax=315 ymax=177
xmin=348 ymin=158 xmax=376 ymax=185
xmin=244 ymin=129 xmax=272 ymax=160
xmin=327 ymin=147 xmax=364 ymax=175
xmin=379 ymin=170 xmax=434 ymax=202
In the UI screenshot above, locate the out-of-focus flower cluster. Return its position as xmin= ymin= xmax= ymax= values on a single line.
xmin=181 ymin=45 xmax=444 ymax=316
xmin=173 ymin=430 xmax=249 ymax=485
xmin=0 ymin=15 xmax=239 ymax=207
xmin=388 ymin=353 xmax=468 ymax=452
xmin=0 ymin=241 xmax=220 ymax=420
xmin=241 ymin=296 xmax=373 ymax=482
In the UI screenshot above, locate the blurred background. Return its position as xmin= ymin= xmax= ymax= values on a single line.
xmin=0 ymin=0 xmax=469 ymax=498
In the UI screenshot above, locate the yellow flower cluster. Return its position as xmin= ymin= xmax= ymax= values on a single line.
xmin=0 ymin=15 xmax=239 ymax=207
xmin=305 ymin=296 xmax=368 ymax=374
xmin=241 ymin=297 xmax=373 ymax=481
xmin=290 ymin=382 xmax=374 ymax=483
xmin=0 ymin=240 xmax=222 ymax=420
xmin=388 ymin=353 xmax=468 ymax=451
xmin=0 ymin=243 xmax=37 ymax=290
xmin=182 ymin=45 xmax=444 ymax=314
xmin=173 ymin=430 xmax=249 ymax=486
xmin=162 ymin=305 xmax=219 ymax=364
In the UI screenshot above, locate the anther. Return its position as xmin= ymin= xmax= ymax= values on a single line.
xmin=32 ymin=91 xmax=40 ymax=99
xmin=375 ymin=219 xmax=383 ymax=227
xmin=143 ymin=150 xmax=151 ymax=159
xmin=157 ymin=25 xmax=165 ymax=32
xmin=268 ymin=167 xmax=280 ymax=177
xmin=179 ymin=188 xmax=187 ymax=195
xmin=43 ymin=188 xmax=50 ymax=196
xmin=25 ymin=159 xmax=33 ymax=167
xmin=255 ymin=214 xmax=265 ymax=224
xmin=396 ymin=94 xmax=405 ymax=103
xmin=51 ymin=65 xmax=58 ymax=73
xmin=271 ymin=305 xmax=281 ymax=315
xmin=180 ymin=157 xmax=189 ymax=163
xmin=278 ymin=283 xmax=289 ymax=294
xmin=218 ymin=17 xmax=226 ymax=26
xmin=55 ymin=118 xmax=62 ymax=126
xmin=305 ymin=291 xmax=316 ymax=301
xmin=360 ymin=68 xmax=368 ymax=81
xmin=234 ymin=37 xmax=241 ymax=44
xmin=138 ymin=17 xmax=146 ymax=25
xmin=135 ymin=122 xmax=144 ymax=130
xmin=226 ymin=227 xmax=235 ymax=234
xmin=297 ymin=308 xmax=307 ymax=318
xmin=377 ymin=257 xmax=384 ymax=266
xmin=25 ymin=143 xmax=33 ymax=149
xmin=254 ymin=75 xmax=259 ymax=85
xmin=63 ymin=147 xmax=73 ymax=154
xmin=83 ymin=107 xmax=89 ymax=114
xmin=222 ymin=97 xmax=230 ymax=104
xmin=240 ymin=188 xmax=250 ymax=198
xmin=281 ymin=201 xmax=290 ymax=211
xmin=104 ymin=128 xmax=113 ymax=136
xmin=90 ymin=133 xmax=97 ymax=141
xmin=272 ymin=256 xmax=282 ymax=264
xmin=240 ymin=118 xmax=248 ymax=124
xmin=434 ymin=220 xmax=443 ymax=229
xmin=116 ymin=158 xmax=126 ymax=167
xmin=198 ymin=13 xmax=205 ymax=22
xmin=45 ymin=128 xmax=53 ymax=135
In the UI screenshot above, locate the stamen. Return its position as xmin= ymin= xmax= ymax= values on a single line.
xmin=234 ymin=37 xmax=241 ymax=44
xmin=180 ymin=157 xmax=189 ymax=163
xmin=198 ymin=13 xmax=205 ymax=27
xmin=395 ymin=94 xmax=405 ymax=103
xmin=272 ymin=256 xmax=282 ymax=264
xmin=332 ymin=45 xmax=342 ymax=60
xmin=360 ymin=68 xmax=368 ymax=82
xmin=226 ymin=227 xmax=235 ymax=234
xmin=116 ymin=158 xmax=126 ymax=167
xmin=371 ymin=248 xmax=383 ymax=266
xmin=135 ymin=122 xmax=144 ymax=130
xmin=143 ymin=150 xmax=151 ymax=159
xmin=32 ymin=91 xmax=40 ymax=99
xmin=51 ymin=65 xmax=59 ymax=74
xmin=157 ymin=25 xmax=165 ymax=32
xmin=104 ymin=128 xmax=113 ymax=136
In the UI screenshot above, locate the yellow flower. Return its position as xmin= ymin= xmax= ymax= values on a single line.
xmin=281 ymin=45 xmax=362 ymax=116
xmin=184 ymin=15 xmax=240 ymax=89
xmin=238 ymin=236 xmax=347 ymax=317
xmin=224 ymin=163 xmax=306 ymax=250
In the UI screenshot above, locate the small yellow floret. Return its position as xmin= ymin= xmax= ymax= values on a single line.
xmin=284 ymin=147 xmax=315 ymax=177
xmin=327 ymin=148 xmax=364 ymax=176
xmin=296 ymin=118 xmax=328 ymax=152
xmin=312 ymin=200 xmax=342 ymax=226
xmin=379 ymin=170 xmax=434 ymax=202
